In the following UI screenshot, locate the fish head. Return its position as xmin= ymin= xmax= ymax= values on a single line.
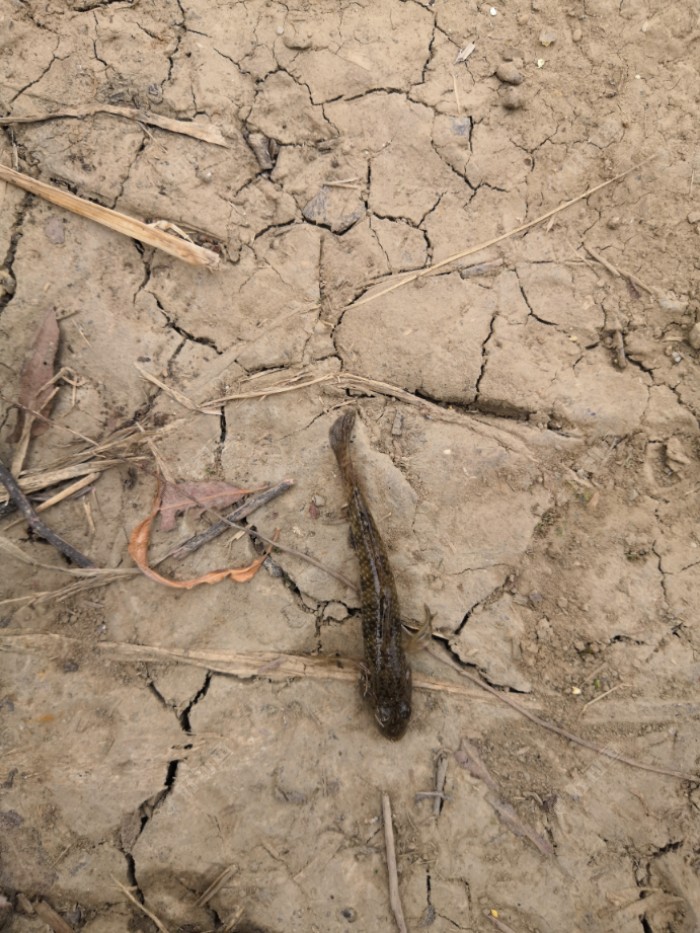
xmin=375 ymin=696 xmax=412 ymax=740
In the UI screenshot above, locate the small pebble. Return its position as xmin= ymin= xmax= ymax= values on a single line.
xmin=665 ymin=437 xmax=691 ymax=469
xmin=391 ymin=412 xmax=404 ymax=436
xmin=606 ymin=215 xmax=621 ymax=230
xmin=658 ymin=297 xmax=687 ymax=312
xmin=502 ymin=87 xmax=525 ymax=110
xmin=572 ymin=25 xmax=582 ymax=41
xmin=688 ymin=210 xmax=700 ymax=224
xmin=324 ymin=602 xmax=348 ymax=621
xmin=688 ymin=323 xmax=700 ymax=350
xmin=496 ymin=62 xmax=524 ymax=85
xmin=44 ymin=217 xmax=65 ymax=245
xmin=539 ymin=29 xmax=557 ymax=46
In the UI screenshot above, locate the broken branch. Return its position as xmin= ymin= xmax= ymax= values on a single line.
xmin=0 ymin=163 xmax=219 ymax=268
xmin=0 ymin=459 xmax=94 ymax=568
xmin=0 ymin=105 xmax=229 ymax=148
xmin=382 ymin=792 xmax=409 ymax=933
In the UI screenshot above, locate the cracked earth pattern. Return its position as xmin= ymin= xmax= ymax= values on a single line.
xmin=1 ymin=0 xmax=700 ymax=931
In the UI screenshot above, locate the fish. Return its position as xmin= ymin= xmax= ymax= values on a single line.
xmin=329 ymin=409 xmax=411 ymax=740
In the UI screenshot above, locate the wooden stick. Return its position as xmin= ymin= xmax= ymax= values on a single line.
xmin=163 ymin=480 xmax=295 ymax=561
xmin=194 ymin=865 xmax=238 ymax=907
xmin=434 ymin=753 xmax=449 ymax=817
xmin=580 ymin=682 xmax=630 ymax=714
xmin=486 ymin=912 xmax=521 ymax=933
xmin=0 ymin=459 xmax=94 ymax=568
xmin=31 ymin=901 xmax=75 ymax=933
xmin=0 ymin=163 xmax=219 ymax=268
xmin=382 ymin=792 xmax=409 ymax=933
xmin=0 ymin=105 xmax=229 ymax=148
xmin=584 ymin=244 xmax=658 ymax=296
xmin=4 ymin=631 xmax=698 ymax=784
xmin=134 ymin=363 xmax=221 ymax=415
xmin=2 ymin=472 xmax=98 ymax=528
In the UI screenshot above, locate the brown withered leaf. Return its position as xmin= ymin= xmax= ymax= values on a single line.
xmin=128 ymin=481 xmax=276 ymax=589
xmin=158 ymin=480 xmax=266 ymax=531
xmin=11 ymin=308 xmax=60 ymax=441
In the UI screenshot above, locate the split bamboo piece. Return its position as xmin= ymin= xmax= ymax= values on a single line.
xmin=0 ymin=163 xmax=219 ymax=268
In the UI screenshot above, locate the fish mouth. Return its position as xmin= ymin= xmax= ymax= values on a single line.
xmin=379 ymin=719 xmax=410 ymax=740
xmin=375 ymin=702 xmax=411 ymax=740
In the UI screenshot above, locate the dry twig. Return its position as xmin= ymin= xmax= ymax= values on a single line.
xmin=580 ymin=682 xmax=630 ymax=714
xmin=455 ymin=739 xmax=553 ymax=856
xmin=345 ymin=155 xmax=657 ymax=311
xmin=134 ymin=363 xmax=221 ymax=414
xmin=194 ymin=865 xmax=238 ymax=907
xmin=584 ymin=243 xmax=658 ymax=296
xmin=0 ymin=458 xmax=137 ymax=507
xmin=4 ymin=632 xmax=696 ymax=783
xmin=382 ymin=792 xmax=409 ymax=933
xmin=0 ymin=459 xmax=94 ymax=568
xmin=2 ymin=473 xmax=98 ymax=528
xmin=206 ymin=368 xmax=540 ymax=462
xmin=429 ymin=646 xmax=697 ymax=782
xmin=434 ymin=753 xmax=449 ymax=817
xmin=0 ymin=163 xmax=219 ymax=267
xmin=164 ymin=480 xmax=294 ymax=560
xmin=30 ymin=900 xmax=75 ymax=933
xmin=0 ymin=105 xmax=229 ymax=147
xmin=113 ymin=878 xmax=171 ymax=933
xmin=486 ymin=912 xmax=521 ymax=933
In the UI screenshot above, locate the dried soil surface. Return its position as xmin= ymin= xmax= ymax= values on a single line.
xmin=1 ymin=2 xmax=700 ymax=932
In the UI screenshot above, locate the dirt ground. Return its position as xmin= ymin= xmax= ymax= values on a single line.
xmin=1 ymin=1 xmax=700 ymax=931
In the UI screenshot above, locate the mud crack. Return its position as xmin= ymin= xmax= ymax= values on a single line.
xmin=0 ymin=199 xmax=25 ymax=317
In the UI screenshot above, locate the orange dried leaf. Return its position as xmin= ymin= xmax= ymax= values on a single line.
xmin=158 ymin=480 xmax=265 ymax=532
xmin=11 ymin=308 xmax=60 ymax=440
xmin=128 ymin=484 xmax=274 ymax=589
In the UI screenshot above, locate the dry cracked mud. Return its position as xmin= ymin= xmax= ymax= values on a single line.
xmin=1 ymin=1 xmax=699 ymax=932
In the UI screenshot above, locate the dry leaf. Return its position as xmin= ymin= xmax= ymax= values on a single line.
xmin=158 ymin=480 xmax=264 ymax=532
xmin=128 ymin=483 xmax=275 ymax=589
xmin=11 ymin=308 xmax=60 ymax=440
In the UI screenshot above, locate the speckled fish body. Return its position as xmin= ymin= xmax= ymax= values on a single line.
xmin=329 ymin=410 xmax=412 ymax=740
